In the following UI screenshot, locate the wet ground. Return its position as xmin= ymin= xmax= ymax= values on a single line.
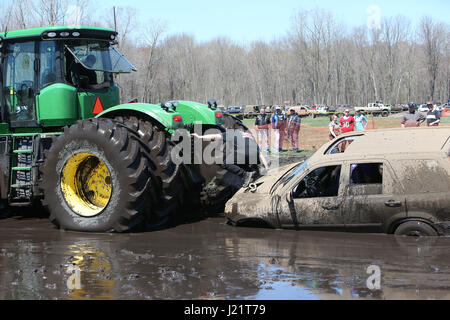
xmin=1 ymin=154 xmax=449 ymax=300
xmin=1 ymin=216 xmax=450 ymax=300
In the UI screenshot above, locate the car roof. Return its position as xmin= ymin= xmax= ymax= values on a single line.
xmin=311 ymin=127 xmax=450 ymax=165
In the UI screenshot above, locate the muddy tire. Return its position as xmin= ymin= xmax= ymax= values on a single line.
xmin=198 ymin=167 xmax=237 ymax=215
xmin=40 ymin=118 xmax=155 ymax=233
xmin=195 ymin=114 xmax=258 ymax=214
xmin=223 ymin=114 xmax=252 ymax=134
xmin=394 ymin=221 xmax=438 ymax=237
xmin=114 ymin=116 xmax=184 ymax=228
xmin=200 ymin=114 xmax=245 ymax=214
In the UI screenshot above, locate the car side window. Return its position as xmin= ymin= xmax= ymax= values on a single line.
xmin=348 ymin=163 xmax=383 ymax=195
xmin=325 ymin=135 xmax=362 ymax=154
xmin=293 ymin=165 xmax=341 ymax=199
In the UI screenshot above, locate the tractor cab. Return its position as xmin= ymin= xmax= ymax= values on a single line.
xmin=0 ymin=27 xmax=136 ymax=130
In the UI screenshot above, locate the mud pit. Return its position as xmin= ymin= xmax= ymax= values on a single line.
xmin=1 ymin=155 xmax=450 ymax=300
xmin=1 ymin=217 xmax=450 ymax=300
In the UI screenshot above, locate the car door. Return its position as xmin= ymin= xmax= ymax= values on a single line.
xmin=278 ymin=163 xmax=347 ymax=229
xmin=340 ymin=160 xmax=407 ymax=231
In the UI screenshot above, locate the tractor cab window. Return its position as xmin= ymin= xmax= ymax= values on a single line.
xmin=4 ymin=41 xmax=36 ymax=123
xmin=65 ymin=40 xmax=136 ymax=89
xmin=39 ymin=40 xmax=58 ymax=89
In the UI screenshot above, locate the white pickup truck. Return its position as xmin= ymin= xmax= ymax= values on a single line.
xmin=355 ymin=102 xmax=391 ymax=117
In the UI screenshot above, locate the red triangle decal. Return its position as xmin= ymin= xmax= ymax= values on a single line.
xmin=92 ymin=97 xmax=104 ymax=115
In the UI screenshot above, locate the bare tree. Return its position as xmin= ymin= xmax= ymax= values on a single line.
xmin=141 ymin=20 xmax=167 ymax=103
xmin=419 ymin=16 xmax=445 ymax=101
xmin=37 ymin=0 xmax=68 ymax=26
xmin=2 ymin=3 xmax=448 ymax=107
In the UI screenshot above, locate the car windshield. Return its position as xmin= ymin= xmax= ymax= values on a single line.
xmin=66 ymin=40 xmax=137 ymax=73
xmin=271 ymin=158 xmax=310 ymax=194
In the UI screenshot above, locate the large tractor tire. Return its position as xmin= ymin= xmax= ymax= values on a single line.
xmin=113 ymin=116 xmax=185 ymax=228
xmin=195 ymin=114 xmax=260 ymax=215
xmin=40 ymin=118 xmax=156 ymax=233
xmin=223 ymin=113 xmax=252 ymax=133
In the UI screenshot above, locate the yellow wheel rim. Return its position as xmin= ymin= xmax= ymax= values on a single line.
xmin=61 ymin=153 xmax=112 ymax=217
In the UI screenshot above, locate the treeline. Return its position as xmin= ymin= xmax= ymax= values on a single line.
xmin=1 ymin=0 xmax=449 ymax=106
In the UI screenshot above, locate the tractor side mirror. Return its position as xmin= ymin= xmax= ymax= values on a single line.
xmin=207 ymin=99 xmax=218 ymax=109
xmin=160 ymin=102 xmax=171 ymax=112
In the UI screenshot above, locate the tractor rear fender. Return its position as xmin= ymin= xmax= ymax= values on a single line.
xmin=95 ymin=103 xmax=184 ymax=133
xmin=164 ymin=101 xmax=225 ymax=127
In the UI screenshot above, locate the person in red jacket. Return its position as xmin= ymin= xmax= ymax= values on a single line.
xmin=339 ymin=109 xmax=355 ymax=152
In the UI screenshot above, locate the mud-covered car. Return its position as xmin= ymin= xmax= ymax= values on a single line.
xmin=225 ymin=127 xmax=450 ymax=236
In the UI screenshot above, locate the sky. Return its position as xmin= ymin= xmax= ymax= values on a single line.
xmin=95 ymin=0 xmax=449 ymax=43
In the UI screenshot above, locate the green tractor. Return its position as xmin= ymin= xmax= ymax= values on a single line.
xmin=0 ymin=26 xmax=256 ymax=232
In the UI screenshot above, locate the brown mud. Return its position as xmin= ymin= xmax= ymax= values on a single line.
xmin=0 ymin=154 xmax=449 ymax=300
xmin=1 ymin=216 xmax=450 ymax=300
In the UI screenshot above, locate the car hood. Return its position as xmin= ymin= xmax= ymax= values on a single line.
xmin=229 ymin=162 xmax=300 ymax=200
xmin=224 ymin=162 xmax=304 ymax=228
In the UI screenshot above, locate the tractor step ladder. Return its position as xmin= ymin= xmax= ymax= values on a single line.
xmin=10 ymin=136 xmax=34 ymax=201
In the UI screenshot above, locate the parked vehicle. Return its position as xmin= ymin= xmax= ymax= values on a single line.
xmin=418 ymin=104 xmax=429 ymax=112
xmin=335 ymin=105 xmax=355 ymax=117
xmin=241 ymin=105 xmax=263 ymax=119
xmin=291 ymin=106 xmax=317 ymax=118
xmin=226 ymin=106 xmax=244 ymax=114
xmin=225 ymin=127 xmax=450 ymax=236
xmin=355 ymin=101 xmax=391 ymax=117
xmin=316 ymin=106 xmax=330 ymax=115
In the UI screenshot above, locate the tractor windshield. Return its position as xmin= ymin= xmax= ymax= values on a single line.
xmin=65 ymin=40 xmax=137 ymax=73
